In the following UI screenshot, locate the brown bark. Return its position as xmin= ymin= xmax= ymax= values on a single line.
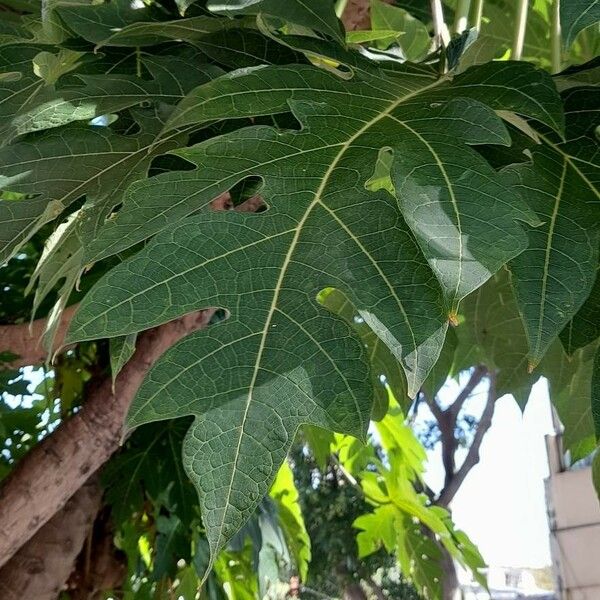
xmin=340 ymin=0 xmax=394 ymax=31
xmin=0 ymin=309 xmax=213 ymax=569
xmin=440 ymin=544 xmax=460 ymax=600
xmin=0 ymin=304 xmax=78 ymax=369
xmin=343 ymin=582 xmax=368 ymax=600
xmin=430 ymin=371 xmax=497 ymax=600
xmin=66 ymin=507 xmax=126 ymax=599
xmin=0 ymin=476 xmax=101 ymax=599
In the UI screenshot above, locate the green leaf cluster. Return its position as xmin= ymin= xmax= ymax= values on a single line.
xmin=0 ymin=0 xmax=599 ymax=595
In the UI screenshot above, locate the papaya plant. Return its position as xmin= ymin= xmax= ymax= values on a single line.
xmin=0 ymin=0 xmax=598 ymax=598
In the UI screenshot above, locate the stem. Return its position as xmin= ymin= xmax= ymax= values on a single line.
xmin=551 ymin=0 xmax=562 ymax=73
xmin=453 ymin=0 xmax=472 ymax=34
xmin=511 ymin=0 xmax=529 ymax=60
xmin=135 ymin=47 xmax=142 ymax=77
xmin=335 ymin=0 xmax=349 ymax=19
xmin=430 ymin=0 xmax=451 ymax=47
xmin=472 ymin=0 xmax=484 ymax=31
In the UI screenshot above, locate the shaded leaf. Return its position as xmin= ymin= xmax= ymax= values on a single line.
xmin=370 ymin=0 xmax=430 ymax=61
xmin=4 ymin=51 xmax=222 ymax=141
xmin=561 ymin=0 xmax=600 ymax=47
xmin=560 ymin=263 xmax=600 ymax=354
xmin=110 ymin=333 xmax=137 ymax=383
xmin=508 ymin=86 xmax=600 ymax=366
xmin=319 ymin=287 xmax=410 ymax=418
xmin=207 ymin=0 xmax=345 ymax=44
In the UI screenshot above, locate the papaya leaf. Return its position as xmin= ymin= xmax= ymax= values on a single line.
xmin=560 ymin=263 xmax=600 ymax=354
xmin=508 ymin=86 xmax=600 ymax=367
xmin=318 ymin=287 xmax=411 ymax=418
xmin=66 ymin=59 xmax=563 ymax=567
xmin=110 ymin=333 xmax=137 ymax=383
xmin=4 ymin=52 xmax=222 ymax=142
xmin=561 ymin=0 xmax=600 ymax=47
xmin=370 ymin=0 xmax=430 ymax=61
xmin=206 ymin=0 xmax=345 ymax=44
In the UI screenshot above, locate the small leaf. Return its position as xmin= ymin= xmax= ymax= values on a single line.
xmin=370 ymin=0 xmax=430 ymax=61
xmin=110 ymin=333 xmax=137 ymax=383
xmin=269 ymin=461 xmax=311 ymax=581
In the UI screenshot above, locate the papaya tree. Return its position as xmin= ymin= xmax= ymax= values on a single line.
xmin=0 ymin=0 xmax=598 ymax=598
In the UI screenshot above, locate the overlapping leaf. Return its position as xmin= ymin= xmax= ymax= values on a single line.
xmin=3 ymin=51 xmax=221 ymax=142
xmin=457 ymin=268 xmax=597 ymax=457
xmin=561 ymin=0 xmax=600 ymax=47
xmin=508 ymin=85 xmax=600 ymax=366
xmin=560 ymin=263 xmax=600 ymax=354
xmin=455 ymin=268 xmax=536 ymax=406
xmin=54 ymin=0 xmax=225 ymax=46
xmin=207 ymin=0 xmax=345 ymax=44
xmin=319 ymin=287 xmax=412 ymax=418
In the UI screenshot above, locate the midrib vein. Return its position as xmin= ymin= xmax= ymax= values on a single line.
xmin=216 ymin=76 xmax=444 ymax=551
xmin=534 ymin=159 xmax=567 ymax=361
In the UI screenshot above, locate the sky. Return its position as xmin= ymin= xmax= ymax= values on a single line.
xmin=417 ymin=375 xmax=556 ymax=568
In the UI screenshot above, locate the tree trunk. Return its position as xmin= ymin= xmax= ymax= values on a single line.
xmin=0 ymin=476 xmax=101 ymax=599
xmin=440 ymin=545 xmax=460 ymax=600
xmin=343 ymin=582 xmax=368 ymax=600
xmin=66 ymin=506 xmax=127 ymax=599
xmin=0 ymin=310 xmax=213 ymax=568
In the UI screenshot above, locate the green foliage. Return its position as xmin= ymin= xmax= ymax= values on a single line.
xmin=0 ymin=0 xmax=599 ymax=597
xmin=561 ymin=0 xmax=600 ymax=47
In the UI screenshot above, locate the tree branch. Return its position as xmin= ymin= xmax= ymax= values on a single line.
xmin=447 ymin=365 xmax=487 ymax=421
xmin=436 ymin=371 xmax=497 ymax=508
xmin=0 ymin=476 xmax=101 ymax=599
xmin=0 ymin=309 xmax=213 ymax=568
xmin=421 ymin=389 xmax=444 ymax=421
xmin=0 ymin=304 xmax=78 ymax=369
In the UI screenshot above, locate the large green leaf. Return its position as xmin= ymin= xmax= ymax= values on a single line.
xmin=90 ymin=61 xmax=560 ymax=309
xmin=508 ymin=86 xmax=600 ymax=366
xmin=455 ymin=268 xmax=536 ymax=406
xmin=561 ymin=0 xmax=600 ymax=47
xmin=0 ymin=123 xmax=164 ymax=263
xmin=457 ymin=268 xmax=598 ymax=455
xmin=66 ymin=60 xmax=562 ymax=565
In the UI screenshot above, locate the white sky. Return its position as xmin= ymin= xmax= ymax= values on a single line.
xmin=418 ymin=376 xmax=555 ymax=568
